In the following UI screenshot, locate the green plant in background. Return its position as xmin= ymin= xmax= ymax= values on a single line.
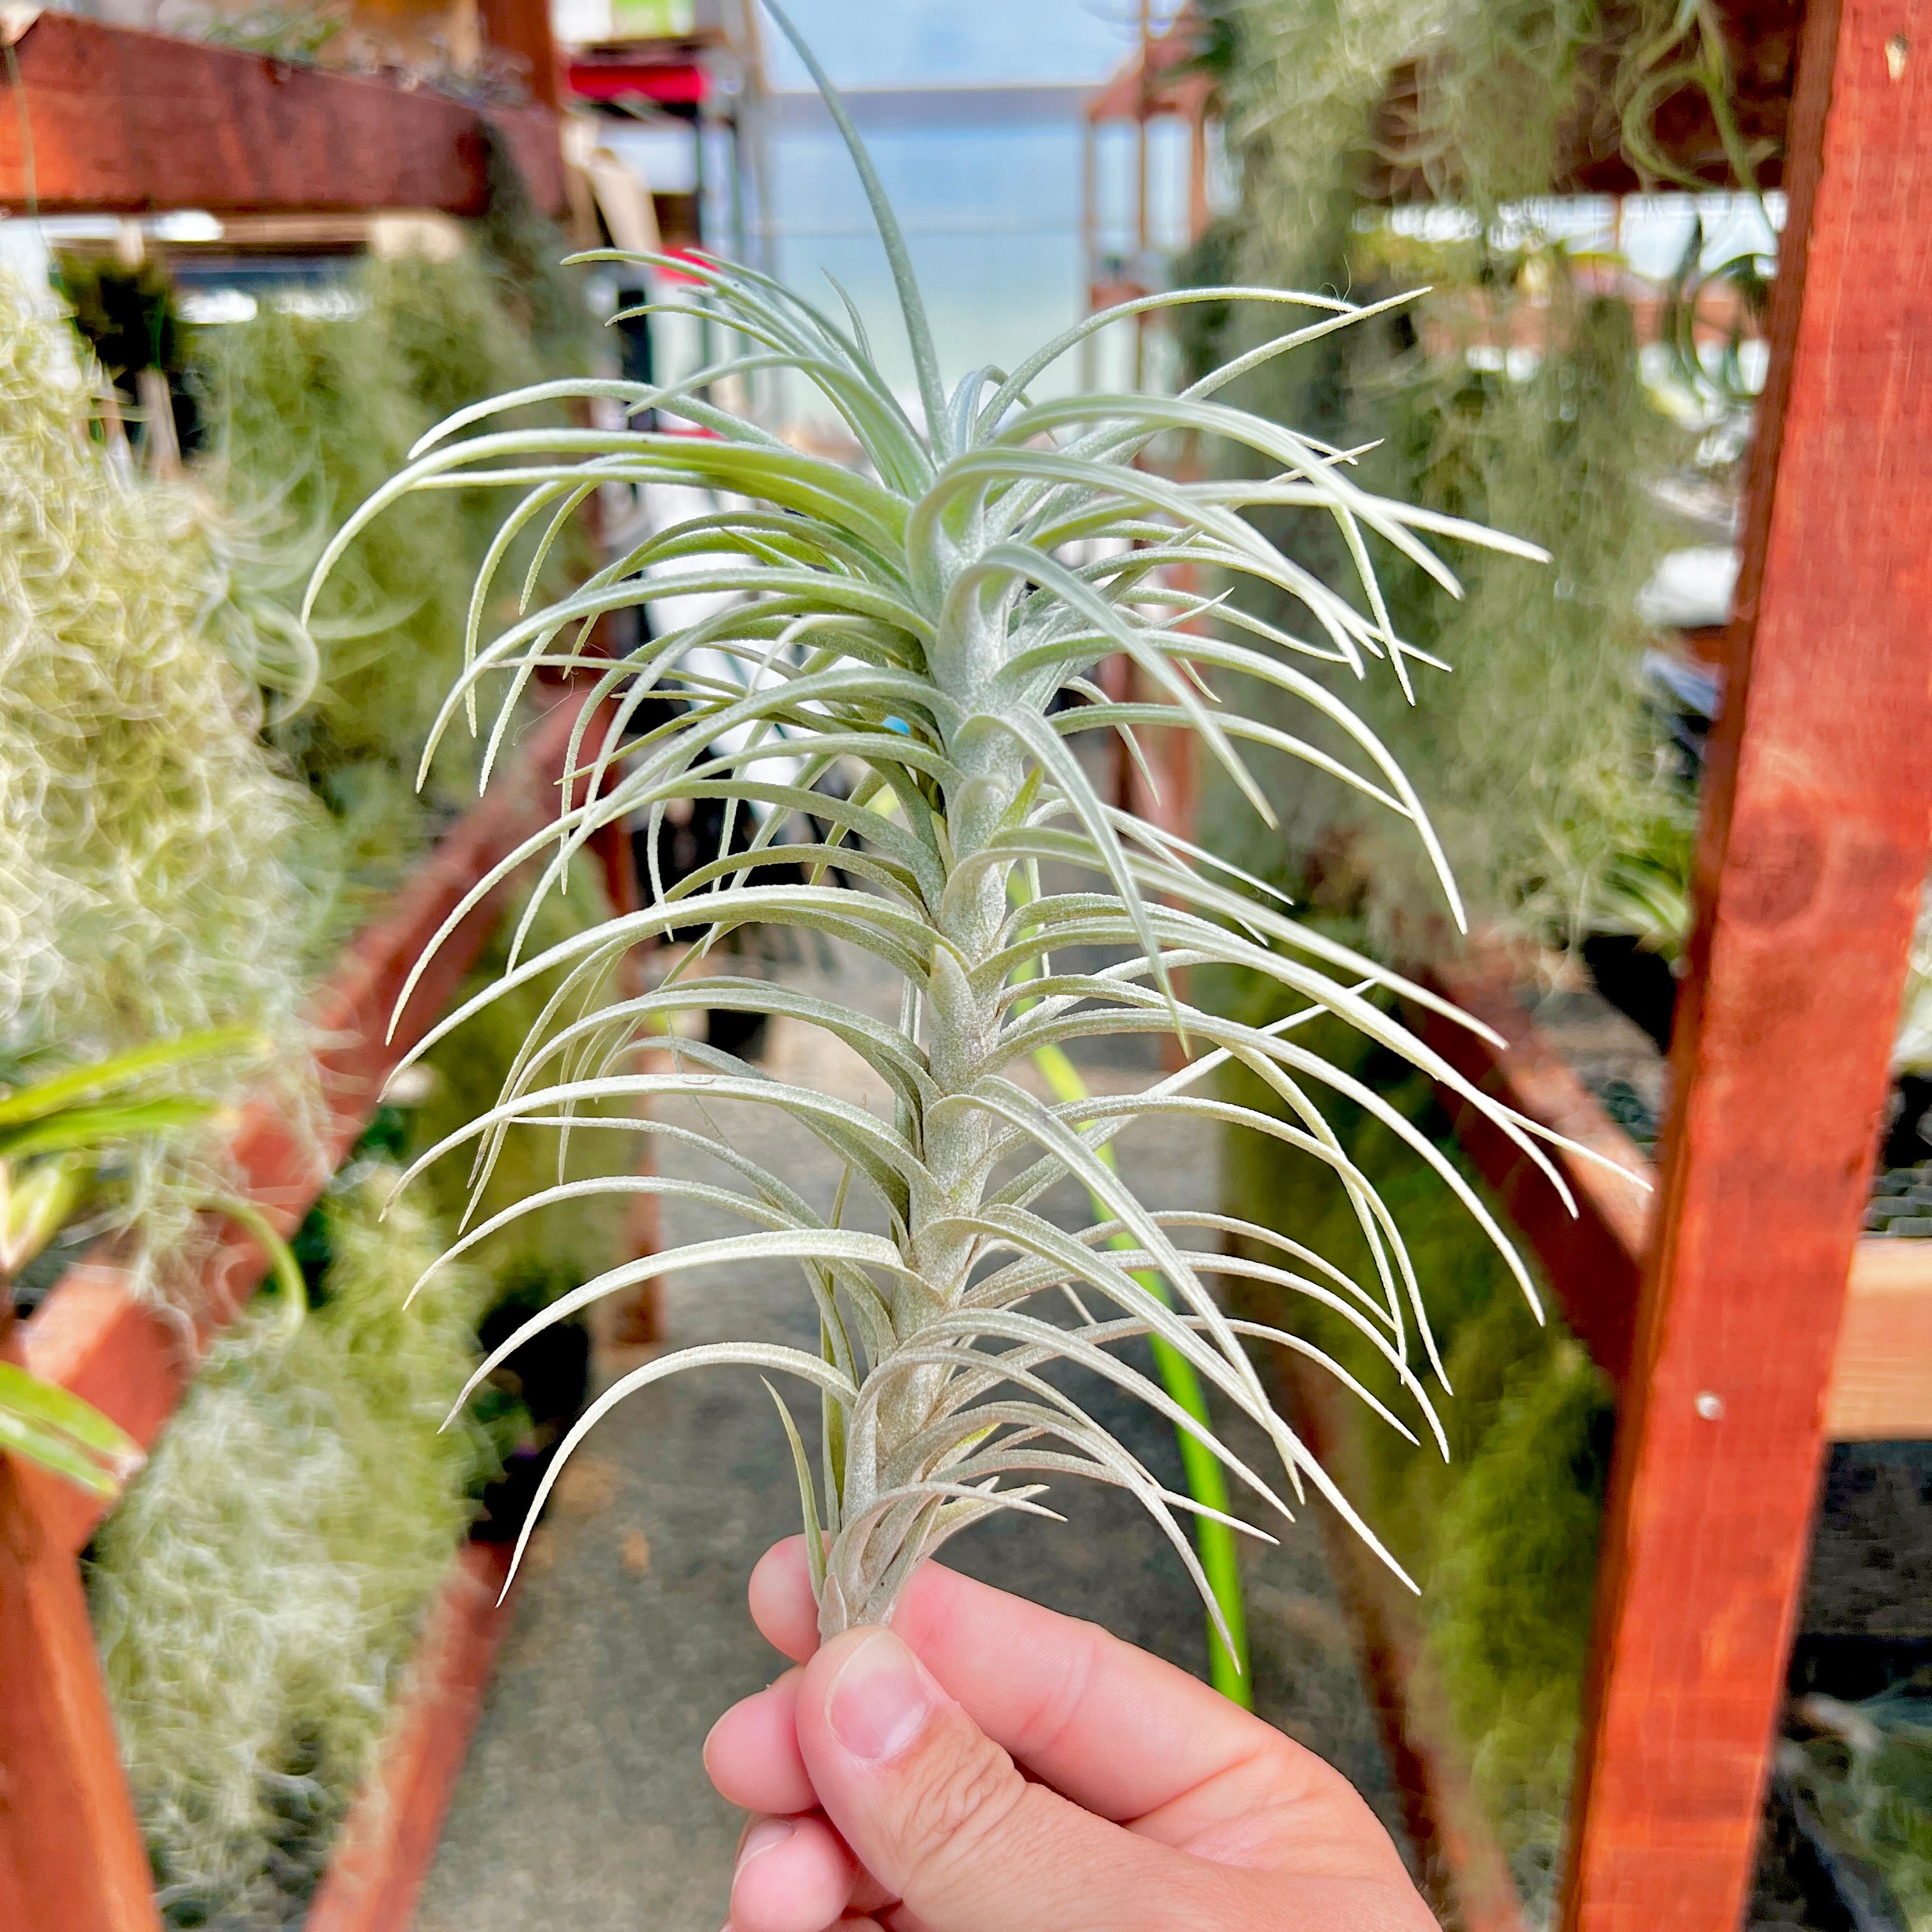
xmin=1786 ymin=1687 xmax=1932 ymax=1931
xmin=0 ymin=1360 xmax=142 ymax=1502
xmin=0 ymin=1028 xmax=298 ymax=1498
xmin=1192 ymin=252 xmax=1693 ymax=957
xmin=1216 ymin=987 xmax=1612 ymax=1909
xmin=1192 ymin=0 xmax=1733 ymax=961
xmin=1590 ymin=801 xmax=1696 ymax=964
xmin=0 ymin=273 xmax=320 ymax=1296
xmin=1357 ymin=281 xmax=1691 ymax=953
xmin=7 ymin=183 xmax=621 ymax=1915
xmin=315 ymin=6 xmax=1600 ymax=1682
xmin=89 ymin=1164 xmax=489 ymax=1922
xmin=1212 ymin=0 xmax=1760 ymax=288
xmin=406 ymin=857 xmax=634 ymax=1289
xmin=196 ymin=238 xmax=592 ymax=942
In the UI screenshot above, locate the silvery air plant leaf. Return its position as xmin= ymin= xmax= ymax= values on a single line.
xmin=308 ymin=3 xmax=1610 ymax=1653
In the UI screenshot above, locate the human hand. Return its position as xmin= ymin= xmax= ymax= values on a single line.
xmin=703 ymin=1537 xmax=1438 ymax=1931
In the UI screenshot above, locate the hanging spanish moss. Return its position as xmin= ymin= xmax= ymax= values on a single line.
xmin=1192 ymin=0 xmax=1714 ymax=959
xmin=194 ymin=240 xmax=595 ymax=945
xmin=0 ymin=273 xmax=320 ymax=1292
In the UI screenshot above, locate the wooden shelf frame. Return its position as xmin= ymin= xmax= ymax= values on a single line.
xmin=0 ymin=12 xmax=568 ymax=218
xmin=1557 ymin=4 xmax=1932 ymax=1915
xmin=1414 ymin=954 xmax=1932 ymax=1444
xmin=0 ymin=691 xmax=608 ymax=1930
xmin=1370 ymin=4 xmax=1932 ymax=1927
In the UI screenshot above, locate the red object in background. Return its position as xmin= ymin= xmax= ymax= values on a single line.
xmin=656 ymin=245 xmax=717 ymax=285
xmin=565 ymin=59 xmax=706 ymax=104
xmin=1561 ymin=0 xmax=1932 ymax=1925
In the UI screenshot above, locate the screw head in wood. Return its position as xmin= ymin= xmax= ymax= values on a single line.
xmin=1694 ymin=1390 xmax=1725 ymax=1421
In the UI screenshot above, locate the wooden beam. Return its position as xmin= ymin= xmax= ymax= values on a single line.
xmin=1560 ymin=3 xmax=1932 ymax=1927
xmin=1416 ymin=958 xmax=1652 ymax=1387
xmin=1828 ymin=1243 xmax=1932 ymax=1439
xmin=0 ymin=1445 xmax=161 ymax=1932
xmin=303 ymin=1543 xmax=518 ymax=1932
xmin=0 ymin=13 xmax=565 ymax=217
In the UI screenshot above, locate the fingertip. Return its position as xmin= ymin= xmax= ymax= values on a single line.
xmin=728 ymin=1811 xmax=855 ymax=1932
xmin=703 ymin=1673 xmax=813 ymax=1816
xmin=748 ymin=1537 xmax=820 ymax=1662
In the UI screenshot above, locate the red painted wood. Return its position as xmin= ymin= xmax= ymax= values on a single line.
xmin=0 ymin=1441 xmax=162 ymax=1931
xmin=0 ymin=14 xmax=565 ymax=217
xmin=478 ymin=0 xmax=560 ymax=112
xmin=19 ymin=690 xmax=595 ymax=1560
xmin=1830 ymin=1243 xmax=1932 ymax=1439
xmin=1416 ymin=957 xmax=1653 ymax=1386
xmin=1560 ymin=3 xmax=1932 ymax=1926
xmin=303 ymin=1542 xmax=518 ymax=1932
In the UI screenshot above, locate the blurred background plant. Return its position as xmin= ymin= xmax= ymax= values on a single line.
xmin=88 ymin=1167 xmax=493 ymax=1917
xmin=0 ymin=271 xmax=321 ymax=1299
xmin=1186 ymin=0 xmax=1770 ymax=968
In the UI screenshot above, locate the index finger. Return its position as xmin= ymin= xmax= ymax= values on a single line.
xmin=746 ymin=1537 xmax=1338 ymax=1827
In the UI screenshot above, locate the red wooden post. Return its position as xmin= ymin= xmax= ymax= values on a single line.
xmin=1560 ymin=2 xmax=1932 ymax=1925
xmin=478 ymin=0 xmax=562 ymax=111
xmin=0 ymin=1455 xmax=161 ymax=1932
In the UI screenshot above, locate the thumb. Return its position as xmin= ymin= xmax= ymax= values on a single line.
xmin=795 ymin=1627 xmax=1211 ymax=1932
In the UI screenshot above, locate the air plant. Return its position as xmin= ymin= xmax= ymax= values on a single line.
xmin=311 ymin=6 xmax=1598 ymax=1653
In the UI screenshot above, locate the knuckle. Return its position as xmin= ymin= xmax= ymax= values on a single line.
xmin=893 ymin=1729 xmax=1029 ymax=1889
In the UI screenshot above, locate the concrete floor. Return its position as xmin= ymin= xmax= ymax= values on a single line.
xmin=415 ymin=942 xmax=1406 ymax=1929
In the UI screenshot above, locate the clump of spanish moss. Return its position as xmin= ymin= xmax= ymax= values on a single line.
xmin=195 ymin=243 xmax=594 ymax=939
xmin=1211 ymin=0 xmax=1746 ymax=288
xmin=1193 ymin=1 xmax=1716 ymax=958
xmin=0 ymin=273 xmax=320 ymax=1287
xmin=1325 ymin=276 xmax=1686 ymax=953
xmin=89 ymin=1167 xmax=488 ymax=1925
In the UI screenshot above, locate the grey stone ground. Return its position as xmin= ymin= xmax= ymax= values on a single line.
xmin=416 ymin=940 xmax=1406 ymax=1929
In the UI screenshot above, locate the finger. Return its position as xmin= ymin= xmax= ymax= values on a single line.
xmin=749 ymin=1537 xmax=823 ymax=1660
xmin=749 ymin=1537 xmax=1342 ymax=1827
xmin=793 ymin=1627 xmax=1228 ymax=1932
xmin=705 ymin=1671 xmax=815 ymax=1816
xmin=722 ymin=1923 xmax=885 ymax=1932
xmin=728 ymin=1811 xmax=857 ymax=1932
